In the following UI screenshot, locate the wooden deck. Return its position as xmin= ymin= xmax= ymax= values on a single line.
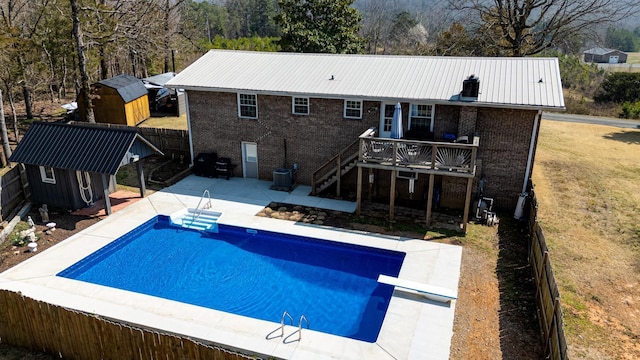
xmin=355 ymin=128 xmax=480 ymax=232
xmin=357 ymin=128 xmax=479 ymax=177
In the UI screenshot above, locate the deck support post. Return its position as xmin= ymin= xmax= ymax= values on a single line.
xmin=389 ymin=170 xmax=396 ymax=221
xmin=101 ymin=173 xmax=112 ymax=215
xmin=462 ymin=176 xmax=474 ymax=233
xmin=336 ymin=155 xmax=341 ymax=198
xmin=426 ymin=173 xmax=435 ymax=226
xmin=368 ymin=168 xmax=373 ymax=202
xmin=356 ymin=166 xmax=362 ymax=215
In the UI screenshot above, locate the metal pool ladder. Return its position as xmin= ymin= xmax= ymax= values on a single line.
xmin=280 ymin=311 xmax=293 ymax=337
xmin=297 ymin=315 xmax=309 ymax=341
xmin=280 ymin=312 xmax=309 ymax=342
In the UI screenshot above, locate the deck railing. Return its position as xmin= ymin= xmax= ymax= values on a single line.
xmin=358 ymin=128 xmax=479 ymax=177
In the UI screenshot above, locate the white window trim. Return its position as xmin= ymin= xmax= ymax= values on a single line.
xmin=39 ymin=166 xmax=56 ymax=184
xmin=344 ymin=100 xmax=363 ymax=119
xmin=237 ymin=93 xmax=258 ymax=119
xmin=408 ymin=103 xmax=435 ymax=132
xmin=292 ymin=96 xmax=310 ymax=115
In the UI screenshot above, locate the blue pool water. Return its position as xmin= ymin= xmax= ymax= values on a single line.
xmin=57 ymin=215 xmax=405 ymax=342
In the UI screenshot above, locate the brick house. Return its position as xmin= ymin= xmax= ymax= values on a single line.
xmin=166 ymin=50 xmax=564 ymax=229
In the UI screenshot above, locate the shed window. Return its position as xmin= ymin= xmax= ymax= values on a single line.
xmin=344 ymin=100 xmax=362 ymax=119
xmin=238 ymin=93 xmax=257 ymax=118
xmin=292 ymin=97 xmax=309 ymax=115
xmin=39 ymin=166 xmax=56 ymax=184
xmin=409 ymin=104 xmax=434 ymax=131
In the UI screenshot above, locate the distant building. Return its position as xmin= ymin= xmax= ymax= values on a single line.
xmin=583 ymin=48 xmax=628 ymax=64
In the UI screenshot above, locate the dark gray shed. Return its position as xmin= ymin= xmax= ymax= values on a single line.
xmin=9 ymin=122 xmax=162 ymax=214
xmin=583 ymin=48 xmax=628 ymax=64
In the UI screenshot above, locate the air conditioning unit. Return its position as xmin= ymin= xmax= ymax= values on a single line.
xmin=272 ymin=168 xmax=292 ymax=190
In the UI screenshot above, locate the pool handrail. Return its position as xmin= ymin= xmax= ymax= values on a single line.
xmin=281 ymin=311 xmax=294 ymax=337
xmin=188 ymin=190 xmax=212 ymax=228
xmin=298 ymin=314 xmax=309 ymax=341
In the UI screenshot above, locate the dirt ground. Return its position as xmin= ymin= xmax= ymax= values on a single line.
xmin=0 ymin=99 xmax=542 ymax=359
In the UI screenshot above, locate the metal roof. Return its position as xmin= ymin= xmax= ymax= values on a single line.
xmin=97 ymin=74 xmax=148 ymax=103
xmin=143 ymin=72 xmax=177 ymax=86
xmin=583 ymin=47 xmax=624 ymax=55
xmin=9 ymin=122 xmax=161 ymax=175
xmin=166 ymin=50 xmax=565 ymax=110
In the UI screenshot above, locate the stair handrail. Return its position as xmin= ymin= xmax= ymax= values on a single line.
xmin=188 ymin=189 xmax=211 ymax=228
xmin=311 ymin=136 xmax=362 ymax=195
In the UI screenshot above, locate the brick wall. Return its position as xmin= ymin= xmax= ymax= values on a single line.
xmin=476 ymin=108 xmax=538 ymax=210
xmin=188 ymin=91 xmax=537 ymax=212
xmin=457 ymin=106 xmax=478 ymax=140
xmin=188 ymin=91 xmax=379 ymax=184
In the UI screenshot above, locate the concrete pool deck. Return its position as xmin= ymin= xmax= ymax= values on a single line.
xmin=0 ymin=175 xmax=462 ymax=360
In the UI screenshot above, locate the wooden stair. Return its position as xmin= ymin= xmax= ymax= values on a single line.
xmin=311 ymin=138 xmax=360 ymax=197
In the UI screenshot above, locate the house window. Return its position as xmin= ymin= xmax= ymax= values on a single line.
xmin=292 ymin=97 xmax=309 ymax=115
xmin=238 ymin=93 xmax=257 ymax=118
xmin=409 ymin=104 xmax=434 ymax=131
xmin=39 ymin=166 xmax=56 ymax=184
xmin=344 ymin=100 xmax=362 ymax=119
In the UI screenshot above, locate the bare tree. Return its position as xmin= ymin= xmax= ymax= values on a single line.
xmin=450 ymin=0 xmax=640 ymax=56
xmin=0 ymin=88 xmax=11 ymax=166
xmin=159 ymin=0 xmax=186 ymax=73
xmin=71 ymin=0 xmax=94 ymax=122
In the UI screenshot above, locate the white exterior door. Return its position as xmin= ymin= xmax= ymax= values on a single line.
xmin=609 ymin=55 xmax=619 ymax=64
xmin=242 ymin=142 xmax=258 ymax=179
xmin=379 ymin=102 xmax=396 ymax=138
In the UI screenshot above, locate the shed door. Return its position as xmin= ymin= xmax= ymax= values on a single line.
xmin=609 ymin=55 xmax=619 ymax=64
xmin=242 ymin=142 xmax=258 ymax=179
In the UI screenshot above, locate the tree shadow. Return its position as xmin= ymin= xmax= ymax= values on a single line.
xmin=602 ymin=130 xmax=640 ymax=144
xmin=495 ymin=216 xmax=544 ymax=359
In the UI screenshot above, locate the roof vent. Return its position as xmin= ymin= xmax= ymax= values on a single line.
xmin=461 ymin=75 xmax=480 ymax=99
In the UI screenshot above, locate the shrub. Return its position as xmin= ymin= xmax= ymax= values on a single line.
xmin=595 ymin=72 xmax=640 ymax=103
xmin=620 ymin=101 xmax=640 ymax=119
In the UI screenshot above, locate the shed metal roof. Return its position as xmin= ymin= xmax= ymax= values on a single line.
xmin=97 ymin=74 xmax=148 ymax=103
xmin=143 ymin=72 xmax=177 ymax=86
xmin=9 ymin=122 xmax=161 ymax=175
xmin=166 ymin=50 xmax=565 ymax=110
xmin=583 ymin=47 xmax=624 ymax=55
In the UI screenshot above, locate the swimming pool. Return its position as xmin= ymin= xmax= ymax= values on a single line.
xmin=57 ymin=215 xmax=405 ymax=342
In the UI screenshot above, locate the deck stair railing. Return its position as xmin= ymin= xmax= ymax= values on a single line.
xmin=311 ymin=137 xmax=361 ymax=196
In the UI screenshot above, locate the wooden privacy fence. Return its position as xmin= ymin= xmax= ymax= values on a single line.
xmin=0 ymin=290 xmax=260 ymax=360
xmin=527 ymin=183 xmax=569 ymax=360
xmin=0 ymin=165 xmax=28 ymax=221
xmin=72 ymin=122 xmax=191 ymax=161
xmin=138 ymin=127 xmax=190 ymax=161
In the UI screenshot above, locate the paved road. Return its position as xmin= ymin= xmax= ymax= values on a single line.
xmin=542 ymin=112 xmax=640 ymax=129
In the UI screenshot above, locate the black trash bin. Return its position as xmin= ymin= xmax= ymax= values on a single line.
xmin=193 ymin=153 xmax=217 ymax=177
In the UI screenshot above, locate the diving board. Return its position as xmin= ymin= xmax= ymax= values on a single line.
xmin=378 ymin=274 xmax=458 ymax=303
